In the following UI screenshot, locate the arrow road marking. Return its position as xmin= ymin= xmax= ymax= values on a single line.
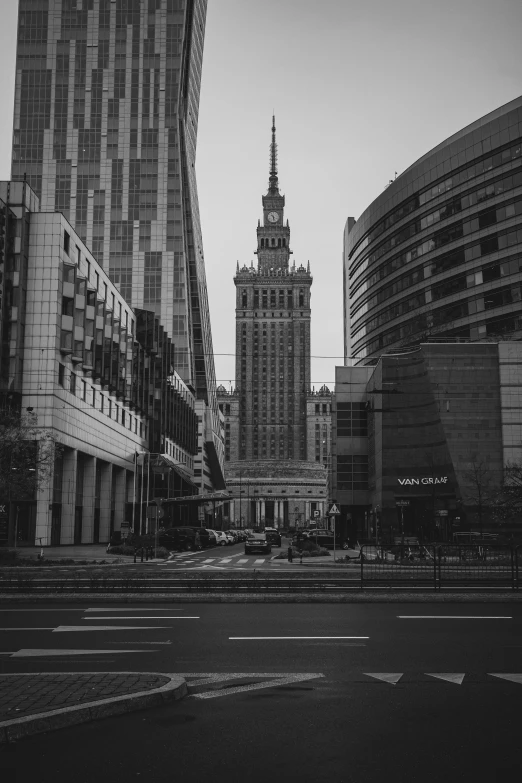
xmin=425 ymin=673 xmax=465 ymax=684
xmin=178 ymin=672 xmax=324 ymax=699
xmin=365 ymin=673 xmax=403 ymax=684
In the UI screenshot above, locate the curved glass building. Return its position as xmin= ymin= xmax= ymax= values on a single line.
xmin=344 ymin=96 xmax=522 ymax=364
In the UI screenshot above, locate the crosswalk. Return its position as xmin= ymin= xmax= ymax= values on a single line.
xmin=164 ymin=553 xmax=282 ymax=568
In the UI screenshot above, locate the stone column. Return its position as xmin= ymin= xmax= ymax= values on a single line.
xmin=98 ymin=461 xmax=112 ymax=543
xmin=81 ymin=455 xmax=96 ymax=543
xmin=60 ymin=448 xmax=77 ymax=544
xmin=112 ymin=466 xmax=126 ymax=534
xmin=260 ymin=499 xmax=266 ymax=525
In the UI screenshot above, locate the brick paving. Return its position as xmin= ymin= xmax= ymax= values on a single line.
xmin=0 ymin=673 xmax=170 ymax=721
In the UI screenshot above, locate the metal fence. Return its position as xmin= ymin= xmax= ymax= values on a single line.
xmin=358 ymin=544 xmax=520 ymax=590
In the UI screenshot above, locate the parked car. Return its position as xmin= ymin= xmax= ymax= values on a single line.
xmin=245 ymin=535 xmax=272 ymax=555
xmin=158 ymin=527 xmax=201 ymax=552
xmin=264 ymin=528 xmax=282 ymax=547
xmin=182 ymin=527 xmax=216 ymax=549
xmin=208 ymin=529 xmax=229 ymax=546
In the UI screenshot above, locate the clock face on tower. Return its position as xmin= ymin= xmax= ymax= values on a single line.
xmin=267 ymin=211 xmax=279 ymax=223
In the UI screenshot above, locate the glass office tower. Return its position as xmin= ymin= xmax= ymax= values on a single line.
xmin=11 ymin=0 xmax=216 ymax=404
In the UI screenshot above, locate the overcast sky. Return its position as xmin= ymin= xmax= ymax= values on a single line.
xmin=1 ymin=0 xmax=521 ymax=388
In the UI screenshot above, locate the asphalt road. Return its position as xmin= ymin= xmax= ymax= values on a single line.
xmin=1 ymin=601 xmax=521 ymax=782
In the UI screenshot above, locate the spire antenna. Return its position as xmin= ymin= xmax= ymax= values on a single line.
xmin=268 ymin=115 xmax=279 ymax=194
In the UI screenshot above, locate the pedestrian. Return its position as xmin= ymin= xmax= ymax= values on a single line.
xmin=287 ymin=543 xmax=293 ymax=562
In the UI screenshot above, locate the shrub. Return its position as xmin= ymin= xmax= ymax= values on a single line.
xmin=107 ymin=544 xmax=170 ymax=559
xmin=0 ymin=549 xmax=19 ymax=565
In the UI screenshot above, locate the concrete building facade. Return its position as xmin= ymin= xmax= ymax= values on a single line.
xmin=11 ymin=0 xmax=224 ymax=495
xmin=0 ymin=181 xmax=199 ymax=547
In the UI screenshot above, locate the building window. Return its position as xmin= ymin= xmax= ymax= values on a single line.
xmin=337 ymin=403 xmax=368 ymax=437
xmin=69 ymin=372 xmax=76 ymax=395
xmin=337 ymin=455 xmax=368 ymax=491
xmin=64 ymin=230 xmax=70 ymax=255
xmin=58 ymin=363 xmax=65 ymax=387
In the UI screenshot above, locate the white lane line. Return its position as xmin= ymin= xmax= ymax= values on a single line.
xmin=83 ymin=616 xmax=199 ymax=620
xmin=229 ymin=636 xmax=369 ymax=640
xmin=7 ymin=649 xmax=152 ymax=657
xmin=237 ymin=559 xmax=248 ymax=563
xmin=53 ymin=626 xmax=171 ymax=632
xmin=84 ymin=608 xmax=186 ymax=612
xmin=398 ymin=616 xmax=512 ymax=619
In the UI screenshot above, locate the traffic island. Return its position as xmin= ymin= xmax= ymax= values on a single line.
xmin=0 ymin=672 xmax=187 ymax=744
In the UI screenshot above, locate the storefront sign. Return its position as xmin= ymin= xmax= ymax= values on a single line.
xmin=398 ymin=476 xmax=448 ymax=486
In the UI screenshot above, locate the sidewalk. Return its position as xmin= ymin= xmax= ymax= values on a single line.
xmin=0 ymin=671 xmax=187 ymax=743
xmin=8 ymin=545 xmax=165 ymax=563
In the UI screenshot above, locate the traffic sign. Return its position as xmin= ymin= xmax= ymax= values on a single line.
xmin=327 ymin=503 xmax=341 ymax=516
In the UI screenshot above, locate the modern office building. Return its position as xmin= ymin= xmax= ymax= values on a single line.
xmin=217 ymin=120 xmax=328 ymax=528
xmin=0 ymin=181 xmax=199 ymax=547
xmin=11 ymin=0 xmax=224 ymax=493
xmin=344 ymin=96 xmax=522 ymax=365
xmin=332 ymin=341 xmax=522 ymax=543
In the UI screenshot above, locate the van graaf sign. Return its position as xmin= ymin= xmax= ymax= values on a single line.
xmin=398 ymin=477 xmax=448 ymax=486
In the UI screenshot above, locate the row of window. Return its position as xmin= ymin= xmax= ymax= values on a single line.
xmin=337 ymin=455 xmax=369 ymax=491
xmin=240 ymin=289 xmax=308 ymax=308
xmin=352 ymin=166 xmax=522 ymax=285
xmin=349 ymin=138 xmax=522 ymax=264
xmin=351 ymin=193 xmax=522 ymax=304
xmin=336 ymin=403 xmax=368 ymax=437
xmin=352 ymin=226 xmax=522 ymax=352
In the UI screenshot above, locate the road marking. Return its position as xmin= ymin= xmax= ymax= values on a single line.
xmin=83 ymin=616 xmax=199 ymax=620
xmin=489 ymin=673 xmax=522 ymax=684
xmin=425 ymin=673 xmax=465 ymax=684
xmin=202 ymin=559 xmax=215 ymax=563
xmin=397 ymin=616 xmax=512 ymax=619
xmin=229 ymin=636 xmax=369 ymax=640
xmin=178 ymin=672 xmax=324 ymax=699
xmin=84 ymin=608 xmax=186 ymax=612
xmin=365 ymin=673 xmax=403 ymax=685
xmin=237 ymin=559 xmax=248 ymax=563
xmin=6 ymin=649 xmax=152 ymax=657
xmin=53 ymin=626 xmax=171 ymax=632
xmin=220 ymin=558 xmax=233 ymax=563
xmin=254 ymin=559 xmax=265 ymax=564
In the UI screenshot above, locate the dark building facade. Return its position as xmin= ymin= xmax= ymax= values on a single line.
xmin=333 ymin=341 xmax=520 ymax=544
xmin=344 ymin=96 xmax=522 ymax=365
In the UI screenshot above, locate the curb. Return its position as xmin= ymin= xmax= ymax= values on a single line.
xmin=0 ymin=592 xmax=521 ymax=603
xmin=0 ymin=672 xmax=187 ymax=744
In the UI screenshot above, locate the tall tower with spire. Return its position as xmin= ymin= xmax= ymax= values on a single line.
xmin=233 ymin=117 xmax=313 ymax=462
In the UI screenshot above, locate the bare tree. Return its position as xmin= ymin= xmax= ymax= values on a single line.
xmin=0 ymin=408 xmax=61 ymax=503
xmin=493 ymin=461 xmax=522 ymax=528
xmin=460 ymin=453 xmax=498 ymax=536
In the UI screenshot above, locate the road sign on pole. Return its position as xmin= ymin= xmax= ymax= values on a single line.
xmin=327 ymin=503 xmax=341 ymax=516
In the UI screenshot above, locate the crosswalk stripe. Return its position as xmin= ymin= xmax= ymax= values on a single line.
xmin=220 ymin=558 xmax=232 ymax=563
xmin=202 ymin=559 xmax=215 ymax=563
xmin=365 ymin=673 xmax=403 ymax=684
xmin=489 ymin=673 xmax=522 ymax=684
xmin=237 ymin=559 xmax=248 ymax=563
xmin=254 ymin=559 xmax=265 ymax=564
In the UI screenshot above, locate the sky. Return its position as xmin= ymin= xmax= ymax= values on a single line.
xmin=1 ymin=0 xmax=521 ymax=390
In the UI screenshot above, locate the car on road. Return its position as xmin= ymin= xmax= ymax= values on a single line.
xmin=245 ymin=535 xmax=272 ymax=555
xmin=264 ymin=527 xmax=282 ymax=547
